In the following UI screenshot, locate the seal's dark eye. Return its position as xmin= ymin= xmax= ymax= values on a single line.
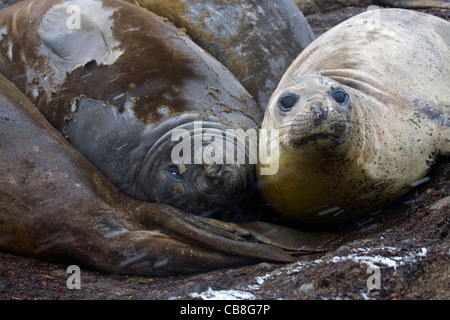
xmin=331 ymin=89 xmax=348 ymax=104
xmin=168 ymin=166 xmax=181 ymax=177
xmin=278 ymin=93 xmax=299 ymax=112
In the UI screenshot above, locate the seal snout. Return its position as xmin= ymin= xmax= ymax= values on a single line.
xmin=287 ymin=101 xmax=347 ymax=148
xmin=203 ymin=164 xmax=245 ymax=197
xmin=311 ymin=104 xmax=329 ymax=127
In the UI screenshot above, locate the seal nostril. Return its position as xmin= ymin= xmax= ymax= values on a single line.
xmin=205 ymin=164 xmax=224 ymax=186
xmin=311 ymin=105 xmax=328 ymax=127
xmin=199 ymin=165 xmax=244 ymax=197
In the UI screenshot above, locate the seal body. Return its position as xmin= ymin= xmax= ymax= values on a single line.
xmin=259 ymin=9 xmax=450 ymax=224
xmin=0 ymin=73 xmax=292 ymax=276
xmin=126 ymin=0 xmax=315 ymax=109
xmin=0 ymin=0 xmax=263 ymax=220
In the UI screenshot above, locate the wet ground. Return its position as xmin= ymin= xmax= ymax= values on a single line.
xmin=0 ymin=158 xmax=448 ymax=300
xmin=1 ymin=6 xmax=449 ymax=300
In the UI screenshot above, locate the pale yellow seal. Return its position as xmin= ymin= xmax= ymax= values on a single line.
xmin=259 ymin=9 xmax=450 ymax=224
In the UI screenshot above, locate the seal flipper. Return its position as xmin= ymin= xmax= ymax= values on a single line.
xmin=137 ymin=203 xmax=293 ymax=263
xmin=88 ymin=226 xmax=260 ymax=276
xmin=241 ymin=221 xmax=338 ymax=253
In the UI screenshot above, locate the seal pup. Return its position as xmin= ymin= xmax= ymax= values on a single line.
xmin=0 ymin=0 xmax=263 ymax=220
xmin=259 ymin=9 xmax=450 ymax=224
xmin=125 ymin=0 xmax=315 ymax=109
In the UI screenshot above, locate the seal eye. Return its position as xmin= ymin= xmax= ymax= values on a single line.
xmin=331 ymin=89 xmax=349 ymax=104
xmin=278 ymin=93 xmax=299 ymax=112
xmin=168 ymin=166 xmax=181 ymax=178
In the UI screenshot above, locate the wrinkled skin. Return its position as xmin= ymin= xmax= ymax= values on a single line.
xmin=0 ymin=0 xmax=263 ymax=220
xmin=259 ymin=9 xmax=450 ymax=224
xmin=0 ymin=73 xmax=296 ymax=276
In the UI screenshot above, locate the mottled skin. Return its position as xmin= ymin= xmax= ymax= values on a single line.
xmin=0 ymin=73 xmax=293 ymax=275
xmin=259 ymin=9 xmax=450 ymax=224
xmin=0 ymin=0 xmax=263 ymax=220
xmin=125 ymin=0 xmax=315 ymax=109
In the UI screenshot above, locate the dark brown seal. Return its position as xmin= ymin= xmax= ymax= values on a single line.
xmin=0 ymin=72 xmax=292 ymax=276
xmin=0 ymin=0 xmax=263 ymax=220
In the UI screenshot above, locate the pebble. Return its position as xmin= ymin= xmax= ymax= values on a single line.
xmin=430 ymin=196 xmax=450 ymax=211
xmin=298 ymin=282 xmax=314 ymax=293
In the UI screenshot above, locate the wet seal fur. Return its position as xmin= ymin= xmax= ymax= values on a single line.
xmin=259 ymin=9 xmax=450 ymax=224
xmin=125 ymin=0 xmax=315 ymax=109
xmin=0 ymin=0 xmax=263 ymax=220
xmin=0 ymin=72 xmax=294 ymax=275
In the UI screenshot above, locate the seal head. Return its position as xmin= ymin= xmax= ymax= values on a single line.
xmin=64 ymin=98 xmax=256 ymax=222
xmin=259 ymin=74 xmax=369 ymax=224
xmin=130 ymin=121 xmax=255 ymax=220
xmin=274 ymin=75 xmax=352 ymax=150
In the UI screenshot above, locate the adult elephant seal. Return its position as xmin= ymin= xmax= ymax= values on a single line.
xmin=259 ymin=9 xmax=450 ymax=224
xmin=0 ymin=0 xmax=262 ymax=221
xmin=126 ymin=0 xmax=315 ymax=109
xmin=0 ymin=72 xmax=292 ymax=275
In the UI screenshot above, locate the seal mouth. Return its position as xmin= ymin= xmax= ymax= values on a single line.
xmin=290 ymin=133 xmax=345 ymax=148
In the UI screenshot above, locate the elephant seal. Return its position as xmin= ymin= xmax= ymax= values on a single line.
xmin=259 ymin=9 xmax=450 ymax=224
xmin=0 ymin=0 xmax=263 ymax=220
xmin=126 ymin=0 xmax=315 ymax=109
xmin=0 ymin=72 xmax=292 ymax=276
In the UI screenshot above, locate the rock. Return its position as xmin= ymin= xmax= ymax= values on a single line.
xmin=293 ymin=0 xmax=450 ymax=16
xmin=430 ymin=196 xmax=450 ymax=211
xmin=292 ymin=0 xmax=363 ymax=15
xmin=298 ymin=282 xmax=314 ymax=293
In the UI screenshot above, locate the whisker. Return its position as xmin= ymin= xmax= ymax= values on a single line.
xmin=274 ymin=123 xmax=295 ymax=132
xmin=261 ymin=114 xmax=375 ymax=157
xmin=287 ymin=76 xmax=304 ymax=88
xmin=316 ymin=69 xmax=324 ymax=86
